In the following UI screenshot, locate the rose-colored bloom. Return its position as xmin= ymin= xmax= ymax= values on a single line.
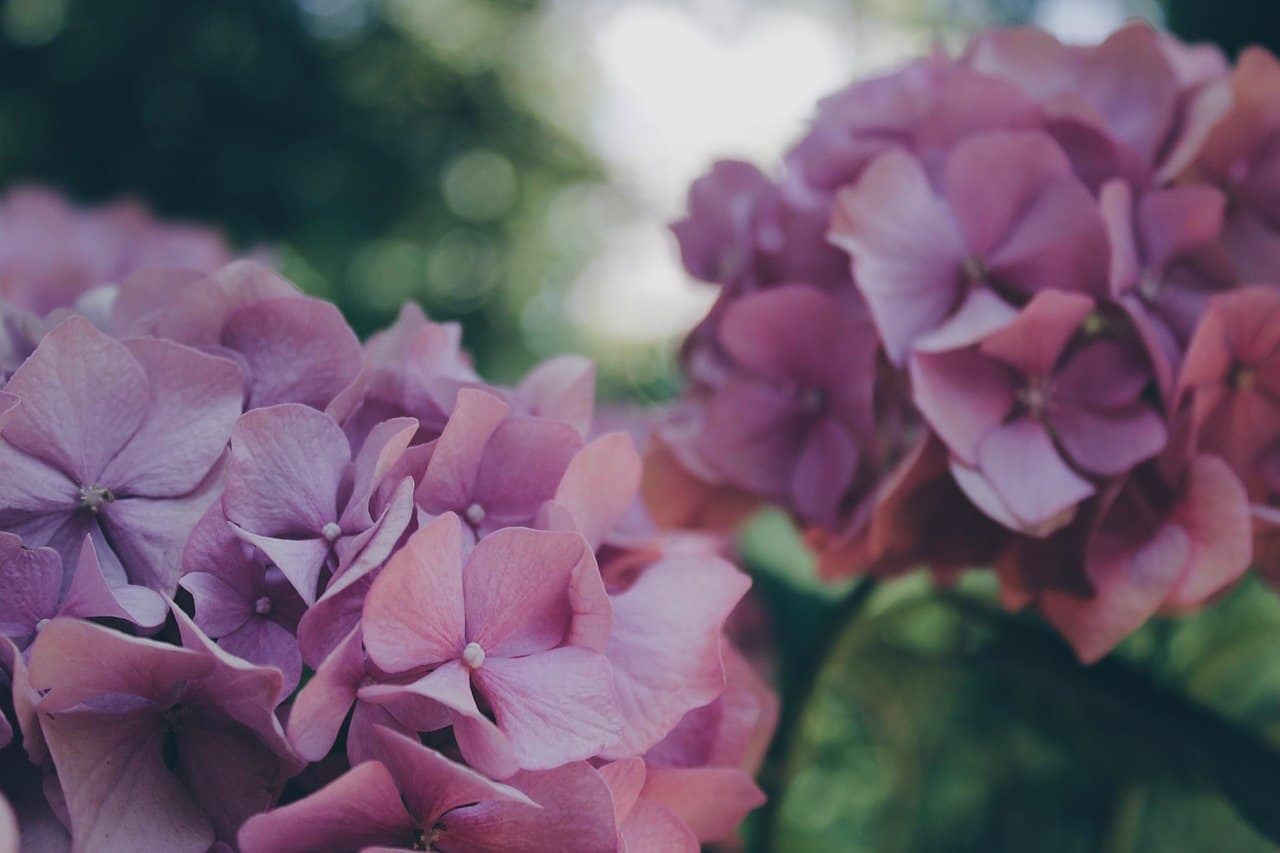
xmin=0 ymin=315 xmax=242 ymax=593
xmin=26 ymin=613 xmax=302 ymax=851
xmin=1039 ymin=455 xmax=1251 ymax=662
xmin=1178 ymin=285 xmax=1280 ymax=487
xmin=912 ymin=290 xmax=1166 ymax=534
xmin=179 ymin=506 xmax=308 ymax=694
xmin=0 ymin=533 xmax=165 ymax=650
xmin=359 ymin=513 xmax=620 ymax=777
xmin=671 ymin=160 xmax=776 ymax=290
xmin=689 ymin=284 xmax=878 ymax=528
xmin=0 ymin=185 xmax=233 ymax=317
xmin=240 ymin=726 xmax=618 ymax=853
xmin=830 ymin=130 xmax=1109 ymax=363
xmin=221 ymin=405 xmax=417 ymax=608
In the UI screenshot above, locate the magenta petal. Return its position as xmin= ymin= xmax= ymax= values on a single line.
xmin=222 ymin=296 xmax=363 ymax=410
xmin=641 ymin=767 xmax=765 ymax=843
xmin=463 ymin=527 xmax=589 ymax=657
xmin=473 ymin=648 xmax=622 ymax=769
xmin=1 ymin=315 xmax=148 ymax=483
xmin=789 ymin=419 xmax=859 ymax=527
xmin=828 ymin=148 xmax=967 ymax=363
xmin=909 ymin=349 xmax=1015 ymax=464
xmin=553 ymin=432 xmax=643 ymax=550
xmin=978 ymin=289 xmax=1095 ymax=376
xmin=1165 ymin=455 xmax=1252 ymax=607
xmin=603 ymin=555 xmax=749 ymax=758
xmin=100 ymin=338 xmax=243 ymax=498
xmin=218 ymin=618 xmax=303 ymax=696
xmin=441 ymin=761 xmax=619 ymax=853
xmin=287 ymin=626 xmax=366 ymax=762
xmin=362 ymin=514 xmax=466 ymax=674
xmin=1049 ymin=403 xmax=1167 ymax=476
xmin=1138 ymin=185 xmax=1227 ymax=270
xmin=977 ymin=419 xmax=1095 ymax=532
xmin=473 ymin=418 xmax=582 ymax=525
xmin=225 ymin=404 xmax=349 ymax=536
xmin=297 ymin=567 xmax=375 ymax=668
xmin=372 ymin=726 xmax=533 ymax=826
xmin=0 ymin=531 xmax=60 ymax=639
xmin=237 ymin=761 xmax=417 ymax=853
xmin=620 ymin=799 xmax=699 ymax=853
xmin=38 ymin=703 xmax=214 ymax=853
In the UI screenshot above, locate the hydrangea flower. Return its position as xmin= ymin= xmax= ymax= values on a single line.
xmin=25 ymin=613 xmax=301 ymax=851
xmin=0 ymin=315 xmax=242 ymax=593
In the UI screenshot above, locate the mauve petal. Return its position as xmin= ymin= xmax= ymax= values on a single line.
xmin=28 ymin=618 xmax=211 ymax=706
xmin=717 ymin=285 xmax=844 ymax=385
xmin=473 ymin=648 xmax=622 ymax=769
xmin=440 ymin=762 xmax=619 ymax=853
xmin=334 ymin=475 xmax=415 ymax=586
xmin=99 ymin=462 xmax=225 ymax=594
xmin=416 ymin=388 xmax=509 ymax=514
xmin=180 ymin=572 xmax=253 ymax=637
xmin=1081 ymin=24 xmax=1181 ymax=166
xmin=978 ymin=289 xmax=1095 ymax=376
xmin=1137 ymin=185 xmax=1226 ymax=270
xmin=225 ymin=404 xmax=349 ymax=536
xmin=0 ymin=532 xmax=60 ymax=638
xmin=57 ymin=535 xmax=167 ymax=630
xmin=978 ymin=419 xmax=1095 ymax=532
xmin=340 ymin=417 xmax=418 ymax=531
xmin=620 ymin=799 xmax=699 ymax=853
xmin=363 ymin=514 xmax=466 ymax=674
xmin=909 ymin=349 xmax=1015 ymax=465
xmin=473 ymin=418 xmax=582 ymax=526
xmin=1044 ymin=521 xmax=1188 ymax=664
xmin=514 ymin=354 xmax=596 ymax=438
xmin=222 ymin=296 xmax=362 ymax=410
xmin=0 ymin=442 xmax=78 ymax=544
xmin=287 ymin=626 xmax=365 ymax=762
xmin=181 ymin=504 xmax=259 ymax=595
xmin=218 ymin=619 xmax=302 ymax=696
xmin=237 ymin=761 xmax=417 ymax=853
xmin=603 ymin=556 xmax=749 ymax=758
xmin=553 ymin=432 xmax=643 ymax=550
xmin=697 ymin=377 xmax=809 ymax=499
xmin=1100 ymin=180 xmax=1142 ymax=294
xmin=38 ymin=703 xmax=214 ymax=853
xmin=641 ymin=767 xmax=765 ymax=843
xmin=1054 ymin=338 xmax=1152 ymax=409
xmin=151 ymin=260 xmax=298 ymax=345
xmin=0 ymin=793 xmax=15 ymax=853
xmin=372 ymin=727 xmax=533 ymax=826
xmin=229 ymin=529 xmax=330 ymax=608
xmin=463 ymin=527 xmax=588 ymax=658
xmin=964 ymin=26 xmax=1077 ymax=100
xmin=789 ymin=419 xmax=859 ymax=526
xmin=176 ymin=717 xmax=292 ymax=845
xmin=297 ymin=563 xmax=376 ymax=668
xmin=943 ymin=130 xmax=1074 ymax=258
xmin=828 ymin=148 xmax=967 ymax=363
xmin=913 ymin=288 xmax=1020 ymax=353
xmin=99 ymin=339 xmax=242 ymax=498
xmin=1050 ymin=403 xmax=1167 ymax=476
xmin=1165 ymin=455 xmax=1253 ymax=607
xmin=1 ymin=315 xmax=147 ymax=483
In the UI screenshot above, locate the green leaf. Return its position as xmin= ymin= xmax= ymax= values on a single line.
xmin=774 ymin=579 xmax=1280 ymax=852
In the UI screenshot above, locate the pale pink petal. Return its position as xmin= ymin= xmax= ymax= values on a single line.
xmin=641 ymin=767 xmax=765 ymax=843
xmin=977 ymin=419 xmax=1095 ymax=532
xmin=473 ymin=648 xmax=622 ymax=769
xmin=416 ymin=388 xmax=510 ymax=513
xmin=978 ymin=290 xmax=1095 ymax=376
xmin=603 ymin=555 xmax=749 ymax=758
xmin=1165 ymin=455 xmax=1253 ymax=607
xmin=362 ymin=514 xmax=466 ymax=674
xmin=553 ymin=432 xmax=644 ymax=549
xmin=619 ymin=799 xmax=699 ymax=853
xmin=472 ymin=418 xmax=582 ymax=526
xmin=515 ymin=354 xmax=596 ymax=437
xmin=287 ymin=626 xmax=366 ymax=762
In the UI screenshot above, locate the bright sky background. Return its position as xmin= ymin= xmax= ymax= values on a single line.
xmin=529 ymin=0 xmax=1159 ymax=350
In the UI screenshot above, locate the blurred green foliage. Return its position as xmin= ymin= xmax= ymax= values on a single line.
xmin=0 ymin=0 xmax=598 ymax=378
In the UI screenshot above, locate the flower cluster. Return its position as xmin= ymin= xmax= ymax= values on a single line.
xmin=0 ymin=195 xmax=774 ymax=851
xmin=655 ymin=23 xmax=1280 ymax=662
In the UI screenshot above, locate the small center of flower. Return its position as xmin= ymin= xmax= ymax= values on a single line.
xmin=35 ymin=618 xmax=50 ymax=633
xmin=77 ymin=483 xmax=115 ymax=513
xmin=1137 ymin=274 xmax=1161 ymax=303
xmin=321 ymin=522 xmax=342 ymax=543
xmin=1234 ymin=367 xmax=1257 ymax=392
xmin=412 ymin=826 xmax=441 ymax=851
xmin=254 ymin=596 xmax=272 ymax=616
xmin=464 ymin=503 xmax=486 ymax=526
xmin=797 ymin=387 xmax=827 ymax=416
xmin=461 ymin=642 xmax=486 ymax=670
xmin=1081 ymin=311 xmax=1108 ymax=337
xmin=1017 ymin=376 xmax=1055 ymax=417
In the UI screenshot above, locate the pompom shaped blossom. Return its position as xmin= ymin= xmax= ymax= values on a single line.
xmin=658 ymin=21 xmax=1272 ymax=662
xmin=0 ymin=315 xmax=242 ymax=593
